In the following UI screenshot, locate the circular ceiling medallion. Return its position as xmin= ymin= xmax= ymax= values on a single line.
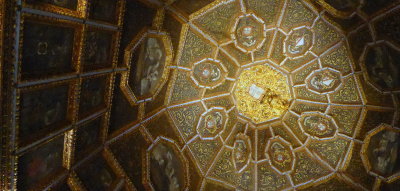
xmin=266 ymin=136 xmax=294 ymax=173
xmin=191 ymin=58 xmax=227 ymax=89
xmin=298 ymin=112 xmax=338 ymax=139
xmin=234 ymin=64 xmax=292 ymax=124
xmin=232 ymin=14 xmax=267 ymax=53
xmin=197 ymin=107 xmax=228 ymax=140
xmin=284 ymin=27 xmax=313 ymax=58
xmin=305 ymin=68 xmax=343 ymax=94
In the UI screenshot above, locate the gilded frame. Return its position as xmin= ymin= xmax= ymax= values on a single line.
xmin=15 ymin=78 xmax=79 ymax=149
xmin=121 ymin=28 xmax=174 ymax=105
xmin=359 ymin=41 xmax=400 ymax=93
xmin=143 ymin=136 xmax=190 ymax=191
xmin=77 ymin=73 xmax=113 ymax=119
xmin=17 ymin=13 xmax=84 ymax=83
xmin=67 ymin=113 xmax=108 ymax=169
xmin=360 ymin=123 xmax=400 ymax=182
xmin=15 ymin=133 xmax=69 ymax=191
xmin=81 ymin=25 xmax=120 ymax=72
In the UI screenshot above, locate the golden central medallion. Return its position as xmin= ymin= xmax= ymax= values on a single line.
xmin=234 ymin=65 xmax=292 ymax=124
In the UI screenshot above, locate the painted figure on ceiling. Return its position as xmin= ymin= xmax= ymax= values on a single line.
xmin=150 ymin=143 xmax=183 ymax=191
xmin=369 ymin=46 xmax=400 ymax=89
xmin=372 ymin=130 xmax=399 ymax=175
xmin=140 ymin=37 xmax=165 ymax=96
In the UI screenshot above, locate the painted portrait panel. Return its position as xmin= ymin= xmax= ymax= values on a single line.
xmin=366 ymin=129 xmax=400 ymax=177
xmin=77 ymin=155 xmax=118 ymax=191
xmin=79 ymin=75 xmax=108 ymax=118
xmin=26 ymin=0 xmax=78 ymax=10
xmin=19 ymin=84 xmax=70 ymax=145
xmin=149 ymin=142 xmax=186 ymax=191
xmin=18 ymin=136 xmax=65 ymax=190
xmin=74 ymin=117 xmax=102 ymax=162
xmin=82 ymin=28 xmax=114 ymax=71
xmin=129 ymin=37 xmax=166 ymax=99
xmin=88 ymin=0 xmax=118 ymax=24
xmin=365 ymin=44 xmax=400 ymax=90
xmin=21 ymin=20 xmax=75 ymax=80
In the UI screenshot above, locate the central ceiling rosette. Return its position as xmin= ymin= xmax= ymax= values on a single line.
xmin=234 ymin=64 xmax=292 ymax=124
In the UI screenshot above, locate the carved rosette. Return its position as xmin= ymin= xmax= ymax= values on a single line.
xmin=197 ymin=107 xmax=228 ymax=140
xmin=266 ymin=137 xmax=295 ymax=173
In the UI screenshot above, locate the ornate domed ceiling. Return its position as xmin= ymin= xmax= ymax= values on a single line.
xmin=118 ymin=0 xmax=399 ymax=190
xmin=1 ymin=0 xmax=400 ymax=190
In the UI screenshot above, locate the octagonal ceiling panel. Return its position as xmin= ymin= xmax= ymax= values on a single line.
xmin=305 ymin=68 xmax=343 ymax=94
xmin=196 ymin=107 xmax=228 ymax=139
xmin=122 ymin=30 xmax=173 ymax=103
xmin=232 ymin=133 xmax=252 ymax=172
xmin=284 ymin=27 xmax=314 ymax=58
xmin=145 ymin=137 xmax=189 ymax=191
xmin=190 ymin=58 xmax=228 ymax=89
xmin=234 ymin=64 xmax=292 ymax=124
xmin=362 ymin=42 xmax=400 ymax=92
xmin=231 ymin=13 xmax=267 ymax=53
xmin=266 ymin=136 xmax=295 ymax=173
xmin=361 ymin=124 xmax=400 ymax=180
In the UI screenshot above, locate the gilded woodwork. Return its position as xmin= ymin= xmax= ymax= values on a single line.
xmin=1 ymin=0 xmax=400 ymax=190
